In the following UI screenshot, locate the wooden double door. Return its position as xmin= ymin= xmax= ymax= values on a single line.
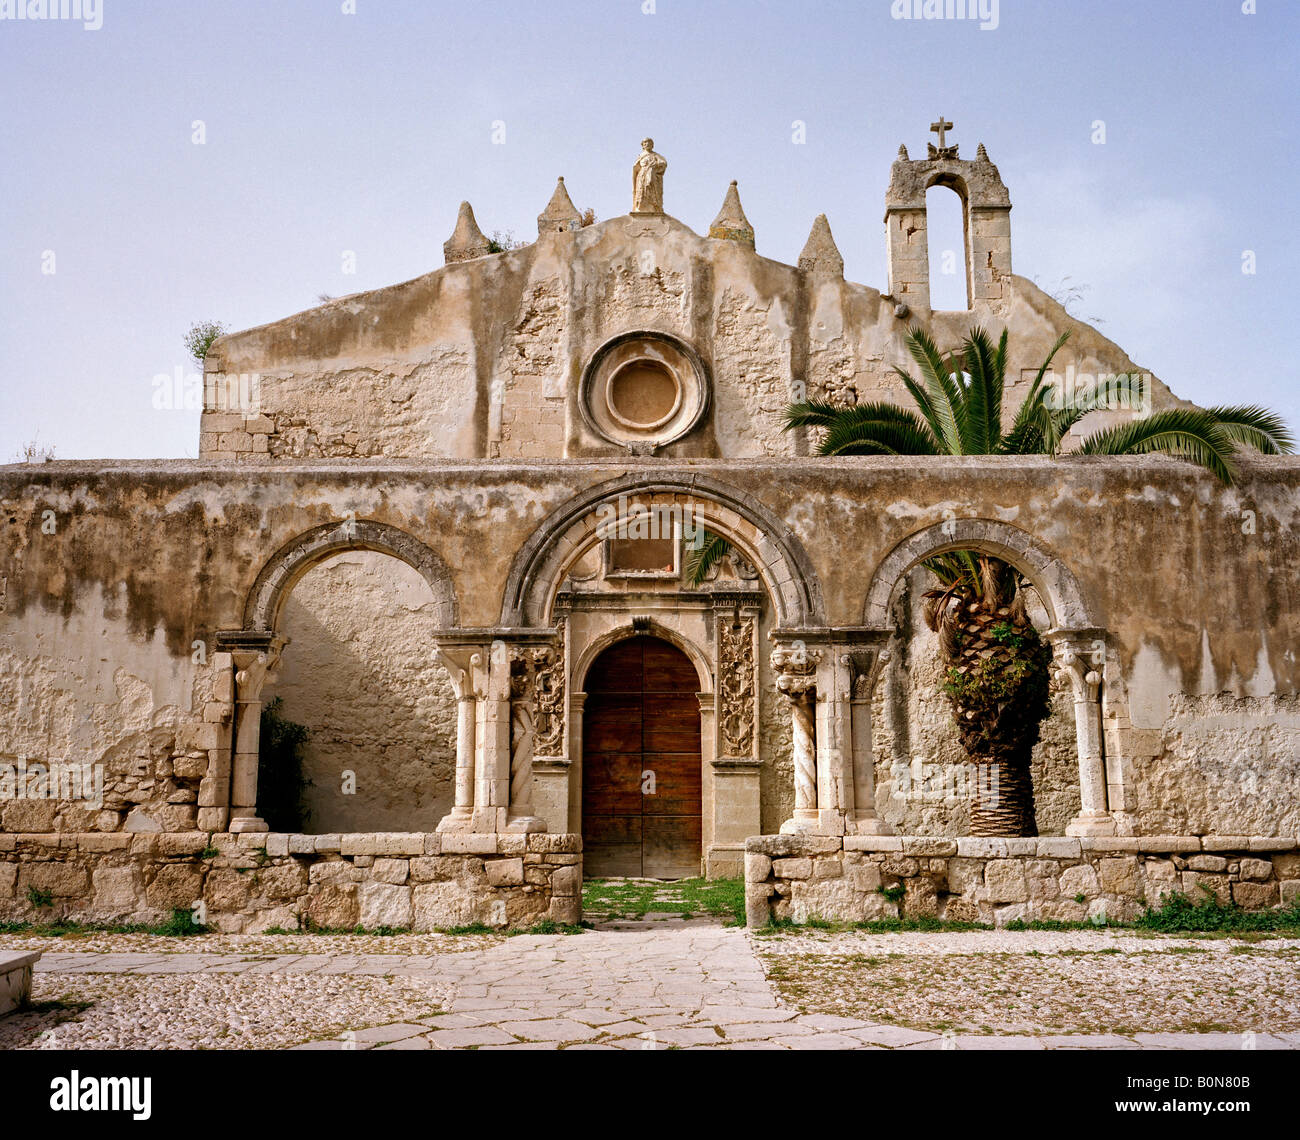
xmin=582 ymin=636 xmax=702 ymax=879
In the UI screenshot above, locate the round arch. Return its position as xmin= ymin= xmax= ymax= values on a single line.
xmin=572 ymin=620 xmax=713 ymax=696
xmin=243 ymin=520 xmax=458 ymax=632
xmin=500 ymin=473 xmax=825 ymax=628
xmin=862 ymin=518 xmax=1095 ymax=631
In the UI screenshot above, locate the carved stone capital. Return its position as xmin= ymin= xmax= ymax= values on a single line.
xmin=771 ymin=644 xmax=822 ymax=701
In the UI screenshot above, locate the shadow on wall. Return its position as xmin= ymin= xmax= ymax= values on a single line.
xmin=872 ymin=567 xmax=1080 ymax=836
xmin=266 ymin=552 xmax=457 ymax=832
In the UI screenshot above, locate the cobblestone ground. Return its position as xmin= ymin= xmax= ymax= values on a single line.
xmin=3 ymin=922 xmax=1298 ymax=1050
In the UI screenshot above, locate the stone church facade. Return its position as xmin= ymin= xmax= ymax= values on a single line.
xmin=2 ymin=128 xmax=1298 ymax=931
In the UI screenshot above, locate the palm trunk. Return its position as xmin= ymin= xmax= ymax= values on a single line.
xmin=970 ymin=757 xmax=1038 ymax=837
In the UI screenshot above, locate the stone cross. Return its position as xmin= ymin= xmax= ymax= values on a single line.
xmin=930 ymin=116 xmax=953 ymax=150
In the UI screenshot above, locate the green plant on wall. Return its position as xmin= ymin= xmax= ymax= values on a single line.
xmin=257 ymin=696 xmax=310 ymax=833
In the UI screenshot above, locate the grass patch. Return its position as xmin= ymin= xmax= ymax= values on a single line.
xmin=582 ymin=877 xmax=746 ymax=925
xmin=1135 ymin=890 xmax=1300 ymax=934
xmin=0 ymin=908 xmax=208 ymax=938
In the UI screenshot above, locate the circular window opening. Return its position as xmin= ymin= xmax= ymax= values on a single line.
xmin=606 ymin=359 xmax=681 ymax=430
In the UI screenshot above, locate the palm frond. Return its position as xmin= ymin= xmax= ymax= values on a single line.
xmin=684 ymin=531 xmax=732 ymax=586
xmin=904 ymin=328 xmax=968 ymax=453
xmin=1203 ymin=405 xmax=1295 ymax=456
xmin=1077 ymin=409 xmax=1237 ymax=485
xmin=1001 ymin=330 xmax=1071 ymax=454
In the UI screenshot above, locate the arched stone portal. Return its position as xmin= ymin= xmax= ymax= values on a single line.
xmin=861 ymin=518 xmax=1124 ymax=837
xmin=582 ymin=635 xmax=704 ymax=879
xmin=220 ymin=521 xmax=459 ymax=833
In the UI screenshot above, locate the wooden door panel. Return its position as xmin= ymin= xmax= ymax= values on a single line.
xmin=582 ymin=636 xmax=702 ymax=880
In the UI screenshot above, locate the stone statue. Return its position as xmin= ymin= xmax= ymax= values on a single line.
xmin=632 ymin=137 xmax=667 ymax=214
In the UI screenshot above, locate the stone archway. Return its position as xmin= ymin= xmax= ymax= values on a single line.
xmin=221 ymin=521 xmax=459 ymax=834
xmin=499 ymin=472 xmax=824 ymax=628
xmin=860 ymin=518 xmax=1119 ymax=837
xmin=244 ymin=520 xmax=457 ymax=633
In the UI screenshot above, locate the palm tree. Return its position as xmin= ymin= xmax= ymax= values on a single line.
xmin=693 ymin=327 xmax=1293 ymax=836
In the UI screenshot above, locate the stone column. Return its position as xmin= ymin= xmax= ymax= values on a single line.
xmin=772 ymin=643 xmax=822 ymax=834
xmin=1051 ymin=632 xmax=1116 ymax=837
xmin=227 ymin=638 xmax=284 ymax=834
xmin=567 ymin=692 xmax=587 ymax=836
xmin=506 ymin=646 xmax=549 ymax=833
xmin=474 ymin=643 xmax=513 ymax=833
xmin=434 ymin=645 xmax=484 ymax=834
xmin=844 ymin=641 xmax=894 ymax=836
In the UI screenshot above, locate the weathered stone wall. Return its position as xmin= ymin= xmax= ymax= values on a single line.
xmin=745 ymin=834 xmax=1300 ymax=929
xmin=1 ymin=456 xmax=1298 ymax=839
xmin=0 ymin=831 xmax=582 ymax=933
xmin=272 ymin=552 xmax=457 ymax=833
xmin=199 ymin=209 xmax=1185 ymax=464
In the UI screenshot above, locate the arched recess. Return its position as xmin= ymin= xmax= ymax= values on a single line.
xmin=244 ymin=520 xmax=458 ymax=633
xmin=862 ymin=518 xmax=1095 ymax=631
xmin=573 ymin=620 xmax=713 ymax=696
xmin=862 ymin=516 xmax=1117 ymax=837
xmin=500 ymin=473 xmax=825 ymax=628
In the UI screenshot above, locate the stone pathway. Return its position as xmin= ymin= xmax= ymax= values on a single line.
xmin=15 ymin=920 xmax=1299 ymax=1050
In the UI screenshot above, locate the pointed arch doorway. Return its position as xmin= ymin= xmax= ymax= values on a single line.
xmin=581 ymin=636 xmax=702 ymax=879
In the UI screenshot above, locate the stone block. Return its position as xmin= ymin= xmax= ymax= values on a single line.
xmin=91 ymin=866 xmax=141 ymax=912
xmin=1137 ymin=835 xmax=1201 ymax=853
xmin=204 ymin=868 xmax=252 ymax=911
xmin=145 ymin=864 xmax=204 ymax=910
xmin=485 ymin=858 xmax=525 ymax=887
xmin=984 ymin=860 xmax=1028 ymax=903
xmin=1182 ymin=872 xmax=1231 ymax=906
xmin=495 ymin=833 xmax=527 ymax=856
xmin=372 ymin=858 xmax=410 ymax=885
xmin=306 ymin=882 xmax=358 ymax=930
xmin=1280 ymin=880 xmax=1300 ymax=906
xmin=1188 ymin=854 xmax=1228 ymax=873
xmin=0 ymin=864 xmax=17 ymax=898
xmin=1239 ymin=858 xmax=1272 ymax=882
xmin=157 ymin=832 xmax=208 ymax=857
xmin=441 ymin=833 xmax=499 ymax=855
xmin=547 ymin=895 xmax=581 ymax=925
xmin=947 ymin=857 xmax=984 ymax=894
xmin=1272 ymin=853 xmax=1300 ymax=879
xmin=772 ymin=857 xmax=813 ymax=880
xmin=848 ymin=863 xmax=883 ymax=893
xmin=901 ymin=838 xmax=957 ymax=857
xmin=550 ymin=864 xmax=581 ymax=896
xmin=313 ymin=834 xmax=341 ymax=852
xmin=1248 ymin=837 xmax=1295 ymax=852
xmin=813 ymin=857 xmax=843 ymax=880
xmin=258 ymin=862 xmax=308 ymax=900
xmin=882 ymin=856 xmax=919 ymax=878
xmin=1231 ymin=881 xmax=1277 ymax=909
xmin=360 ymin=882 xmax=412 ymax=929
xmin=374 ymin=833 xmax=426 ymax=856
xmin=1201 ymin=835 xmax=1251 ymax=852
xmin=340 ymin=834 xmax=380 ymax=857
xmin=955 ymin=839 xmax=1006 ymax=858
xmin=745 ymin=852 xmax=773 ymax=882
xmin=288 ymin=834 xmax=316 ymax=855
xmin=411 ymin=881 xmax=487 ymax=930
xmin=265 ymin=834 xmax=289 ymax=858
xmin=21 ymin=862 xmax=89 ymax=898
xmin=902 ymin=877 xmax=938 ymax=918
xmin=1098 ymin=856 xmax=1138 ymax=894
xmin=525 ymin=833 xmax=582 ymax=854
xmin=841 ymin=835 xmax=903 ymax=853
xmin=1034 ymin=838 xmax=1081 ymax=859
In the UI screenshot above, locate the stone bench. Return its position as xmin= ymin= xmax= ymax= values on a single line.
xmin=0 ymin=951 xmax=41 ymax=1015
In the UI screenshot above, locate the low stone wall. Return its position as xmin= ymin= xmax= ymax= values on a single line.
xmin=744 ymin=834 xmax=1300 ymax=929
xmin=0 ymin=831 xmax=582 ymax=933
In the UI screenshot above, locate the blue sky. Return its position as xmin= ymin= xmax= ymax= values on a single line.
xmin=1 ymin=0 xmax=1296 ymax=459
